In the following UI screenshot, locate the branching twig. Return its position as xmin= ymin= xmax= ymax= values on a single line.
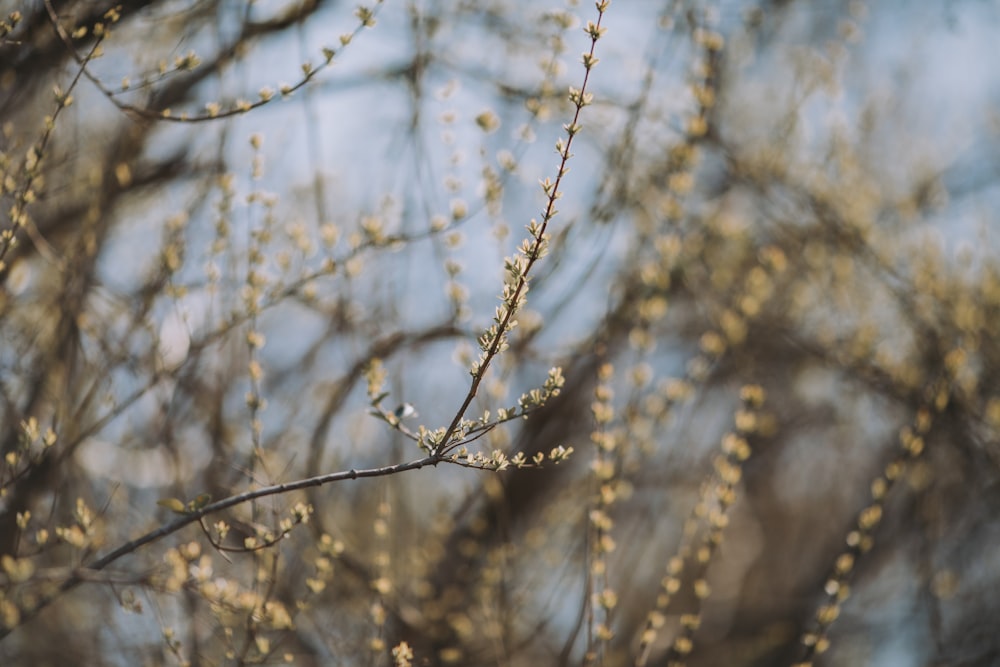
xmin=0 ymin=454 xmax=438 ymax=641
xmin=435 ymin=1 xmax=609 ymax=456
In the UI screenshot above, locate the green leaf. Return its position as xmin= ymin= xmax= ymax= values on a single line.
xmin=157 ymin=498 xmax=186 ymax=514
xmin=189 ymin=493 xmax=212 ymax=510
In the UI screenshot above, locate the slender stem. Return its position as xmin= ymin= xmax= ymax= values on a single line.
xmin=437 ymin=7 xmax=607 ymax=453
xmin=0 ymin=455 xmax=438 ymax=641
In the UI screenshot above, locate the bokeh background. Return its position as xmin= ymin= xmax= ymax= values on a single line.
xmin=2 ymin=0 xmax=1000 ymax=665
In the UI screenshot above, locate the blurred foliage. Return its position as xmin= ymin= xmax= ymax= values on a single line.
xmin=1 ymin=0 xmax=1000 ymax=665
